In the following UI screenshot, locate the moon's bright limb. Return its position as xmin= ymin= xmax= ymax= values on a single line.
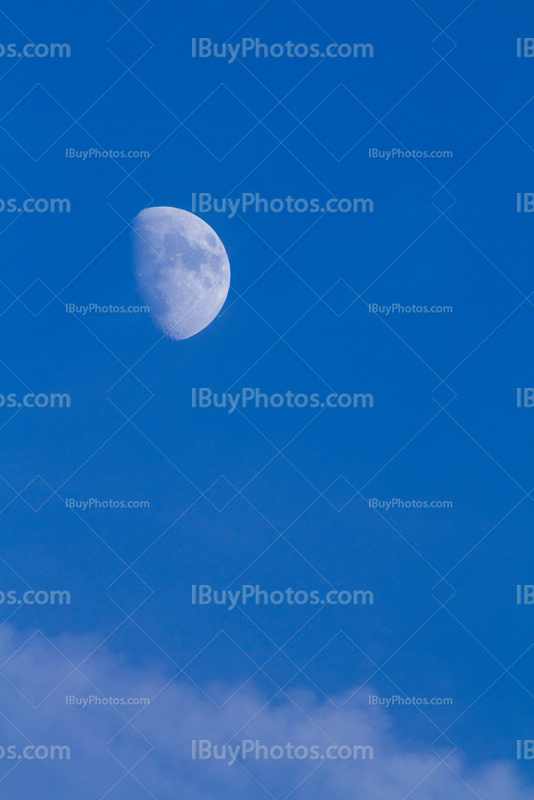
xmin=132 ymin=207 xmax=230 ymax=340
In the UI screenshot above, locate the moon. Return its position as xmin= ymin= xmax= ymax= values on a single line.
xmin=132 ymin=207 xmax=230 ymax=340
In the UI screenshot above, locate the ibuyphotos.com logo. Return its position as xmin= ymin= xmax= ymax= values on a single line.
xmin=192 ymin=389 xmax=375 ymax=413
xmin=192 ymin=193 xmax=374 ymax=219
xmin=192 ymin=38 xmax=374 ymax=62
xmin=192 ymin=740 xmax=374 ymax=764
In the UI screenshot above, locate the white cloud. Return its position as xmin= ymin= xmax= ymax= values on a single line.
xmin=0 ymin=624 xmax=529 ymax=800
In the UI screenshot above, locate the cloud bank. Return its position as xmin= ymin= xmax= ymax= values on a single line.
xmin=0 ymin=624 xmax=529 ymax=800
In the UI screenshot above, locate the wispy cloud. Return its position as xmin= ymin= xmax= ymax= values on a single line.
xmin=0 ymin=624 xmax=529 ymax=800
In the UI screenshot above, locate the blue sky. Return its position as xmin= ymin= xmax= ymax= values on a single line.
xmin=0 ymin=0 xmax=532 ymax=797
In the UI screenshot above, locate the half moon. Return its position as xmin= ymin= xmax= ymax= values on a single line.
xmin=133 ymin=206 xmax=230 ymax=340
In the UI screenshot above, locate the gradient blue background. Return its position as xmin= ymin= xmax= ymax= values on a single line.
xmin=0 ymin=0 xmax=532 ymax=793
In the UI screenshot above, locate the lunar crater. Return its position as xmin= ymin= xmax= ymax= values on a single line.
xmin=133 ymin=207 xmax=230 ymax=340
